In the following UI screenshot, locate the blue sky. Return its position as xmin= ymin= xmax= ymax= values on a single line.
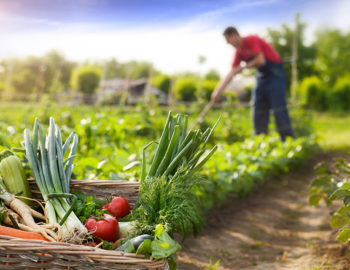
xmin=0 ymin=0 xmax=314 ymax=30
xmin=0 ymin=0 xmax=349 ymax=75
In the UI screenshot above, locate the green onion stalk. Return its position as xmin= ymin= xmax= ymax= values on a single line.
xmin=24 ymin=117 xmax=87 ymax=243
xmin=141 ymin=112 xmax=219 ymax=182
xmin=131 ymin=112 xmax=219 ymax=238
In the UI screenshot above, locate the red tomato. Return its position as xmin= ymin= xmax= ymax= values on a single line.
xmin=102 ymin=203 xmax=109 ymax=210
xmin=106 ymin=197 xmax=130 ymax=218
xmin=84 ymin=214 xmax=119 ymax=242
xmin=113 ymin=237 xmax=125 ymax=249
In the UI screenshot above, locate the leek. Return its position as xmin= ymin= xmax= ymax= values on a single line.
xmin=24 ymin=117 xmax=87 ymax=243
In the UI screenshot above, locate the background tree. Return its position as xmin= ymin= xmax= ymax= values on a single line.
xmin=314 ymin=29 xmax=350 ymax=84
xmin=266 ymin=17 xmax=317 ymax=92
xmin=125 ymin=61 xmax=153 ymax=79
xmin=70 ymin=65 xmax=102 ymax=100
xmin=204 ymin=69 xmax=220 ymax=81
xmin=152 ymin=74 xmax=171 ymax=95
xmin=103 ymin=58 xmax=127 ymax=79
xmin=174 ymin=77 xmax=198 ymax=102
xmin=42 ymin=51 xmax=76 ymax=94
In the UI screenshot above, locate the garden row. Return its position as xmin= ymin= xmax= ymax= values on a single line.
xmin=0 ymin=103 xmax=317 ymax=269
xmin=309 ymin=158 xmax=350 ymax=243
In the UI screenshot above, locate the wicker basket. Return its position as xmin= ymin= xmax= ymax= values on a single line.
xmin=0 ymin=180 xmax=167 ymax=270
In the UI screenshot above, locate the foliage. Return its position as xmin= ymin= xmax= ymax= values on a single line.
xmin=72 ymin=190 xmax=107 ymax=223
xmin=309 ymin=159 xmax=350 ymax=243
xmin=126 ymin=61 xmax=153 ymax=79
xmin=329 ymin=75 xmax=350 ymax=111
xmin=205 ymin=69 xmax=220 ymax=81
xmin=70 ymin=65 xmax=102 ymax=95
xmin=199 ymin=134 xmax=317 ymax=208
xmin=133 ymin=173 xmax=206 ymax=239
xmin=266 ymin=16 xmax=317 ymax=91
xmin=238 ymin=84 xmax=253 ymax=102
xmin=290 ymin=107 xmax=314 ymax=138
xmin=200 ymin=79 xmax=218 ymax=101
xmin=297 ymin=76 xmax=328 ymax=111
xmin=152 ymin=74 xmax=171 ymax=95
xmin=0 ymin=52 xmax=76 ymax=101
xmin=314 ymin=29 xmax=350 ymax=84
xmin=151 ymin=224 xmax=181 ymax=259
xmin=173 ymin=77 xmax=198 ymax=102
xmin=103 ymin=58 xmax=127 ymax=79
xmin=0 ymin=103 xmax=317 ymax=265
xmin=207 ymin=258 xmax=221 ymax=270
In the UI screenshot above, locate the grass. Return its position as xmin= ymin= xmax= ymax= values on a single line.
xmin=312 ymin=112 xmax=350 ymax=154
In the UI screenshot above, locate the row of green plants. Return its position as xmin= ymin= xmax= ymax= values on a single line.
xmin=0 ymin=103 xmax=312 ymax=180
xmin=199 ymin=134 xmax=317 ymax=210
xmin=309 ymin=159 xmax=350 ymax=243
xmin=297 ymin=75 xmax=350 ymax=111
xmin=0 ymin=103 xmax=317 ymax=207
xmin=0 ymin=103 xmax=317 ymax=268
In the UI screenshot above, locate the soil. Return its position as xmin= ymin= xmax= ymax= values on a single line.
xmin=177 ymin=152 xmax=350 ymax=270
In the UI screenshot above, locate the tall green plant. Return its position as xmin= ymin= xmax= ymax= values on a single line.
xmin=329 ymin=75 xmax=350 ymax=111
xmin=297 ymin=76 xmax=327 ymax=110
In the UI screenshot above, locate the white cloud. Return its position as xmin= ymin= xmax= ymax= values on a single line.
xmin=0 ymin=21 xmax=238 ymax=76
xmin=0 ymin=0 xmax=349 ymax=77
xmin=298 ymin=0 xmax=350 ymax=44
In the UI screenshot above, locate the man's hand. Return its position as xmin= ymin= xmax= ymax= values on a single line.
xmin=210 ymin=67 xmax=240 ymax=103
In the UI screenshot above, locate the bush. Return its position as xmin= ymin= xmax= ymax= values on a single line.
xmin=289 ymin=107 xmax=314 ymax=137
xmin=174 ymin=78 xmax=198 ymax=102
xmin=200 ymin=79 xmax=218 ymax=101
xmin=70 ymin=66 xmax=102 ymax=95
xmin=205 ymin=69 xmax=220 ymax=81
xmin=297 ymin=76 xmax=327 ymax=111
xmin=240 ymin=84 xmax=253 ymax=102
xmin=329 ymin=75 xmax=350 ymax=111
xmin=152 ymin=74 xmax=171 ymax=95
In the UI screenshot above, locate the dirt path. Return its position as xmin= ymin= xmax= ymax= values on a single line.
xmin=178 ymin=153 xmax=350 ymax=270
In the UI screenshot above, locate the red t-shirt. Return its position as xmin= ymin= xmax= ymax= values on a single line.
xmin=232 ymin=35 xmax=282 ymax=67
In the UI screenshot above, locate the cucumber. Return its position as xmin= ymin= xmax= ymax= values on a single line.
xmin=116 ymin=234 xmax=154 ymax=251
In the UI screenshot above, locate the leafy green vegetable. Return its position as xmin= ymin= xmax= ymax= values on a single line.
xmin=124 ymin=240 xmax=136 ymax=253
xmin=309 ymin=158 xmax=350 ymax=243
xmin=133 ymin=173 xmax=206 ymax=239
xmin=151 ymin=224 xmax=181 ymax=259
xmin=0 ymin=209 xmax=7 ymax=224
xmin=72 ymin=190 xmax=107 ymax=223
xmin=168 ymin=254 xmax=178 ymax=270
xmin=337 ymin=228 xmax=350 ymax=243
xmin=136 ymin=239 xmax=152 ymax=258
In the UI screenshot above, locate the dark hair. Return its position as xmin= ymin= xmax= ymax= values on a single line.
xmin=223 ymin=26 xmax=239 ymax=36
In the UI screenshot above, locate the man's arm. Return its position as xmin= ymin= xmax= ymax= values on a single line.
xmin=244 ymin=52 xmax=265 ymax=68
xmin=210 ymin=53 xmax=265 ymax=103
xmin=210 ymin=66 xmax=242 ymax=102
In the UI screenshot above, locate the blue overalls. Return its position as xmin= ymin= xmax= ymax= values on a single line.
xmin=252 ymin=60 xmax=294 ymax=141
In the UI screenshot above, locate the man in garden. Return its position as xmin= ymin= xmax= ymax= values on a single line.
xmin=211 ymin=26 xmax=294 ymax=141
